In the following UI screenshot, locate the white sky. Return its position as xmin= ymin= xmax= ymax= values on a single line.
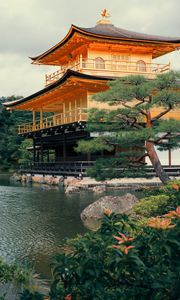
xmin=0 ymin=0 xmax=180 ymax=97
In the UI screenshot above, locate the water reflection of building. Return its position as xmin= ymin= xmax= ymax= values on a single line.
xmin=4 ymin=11 xmax=180 ymax=175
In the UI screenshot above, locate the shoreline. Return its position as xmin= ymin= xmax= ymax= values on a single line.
xmin=10 ymin=173 xmax=173 ymax=189
xmin=11 ymin=173 xmax=180 ymax=191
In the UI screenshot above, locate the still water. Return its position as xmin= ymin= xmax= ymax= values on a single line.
xmin=0 ymin=174 xmax=99 ymax=278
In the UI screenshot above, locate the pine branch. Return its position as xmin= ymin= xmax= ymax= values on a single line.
xmin=153 ymin=133 xmax=171 ymax=144
xmin=152 ymin=104 xmax=172 ymax=121
xmin=122 ymin=102 xmax=132 ymax=109
xmin=121 ymin=115 xmax=142 ymax=129
xmin=154 ymin=133 xmax=180 ymax=145
xmin=134 ymin=99 xmax=145 ymax=107
xmin=139 ymin=108 xmax=148 ymax=117
xmin=136 ymin=153 xmax=149 ymax=162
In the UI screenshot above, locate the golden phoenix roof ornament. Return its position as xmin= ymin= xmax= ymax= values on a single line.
xmin=101 ymin=9 xmax=111 ymax=18
xmin=97 ymin=9 xmax=112 ymax=25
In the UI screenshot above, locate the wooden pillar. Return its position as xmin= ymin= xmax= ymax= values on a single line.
xmin=40 ymin=140 xmax=44 ymax=162
xmin=53 ymin=114 xmax=56 ymax=126
xmin=40 ymin=109 xmax=43 ymax=129
xmin=69 ymin=101 xmax=72 ymax=122
xmin=74 ymin=99 xmax=77 ymax=121
xmin=33 ymin=139 xmax=36 ymax=164
xmin=55 ymin=148 xmax=57 ymax=162
xmin=37 ymin=149 xmax=40 ymax=163
xmin=80 ymin=54 xmax=83 ymax=69
xmin=80 ymin=98 xmax=82 ymax=120
xmin=168 ymin=149 xmax=172 ymax=167
xmin=47 ymin=150 xmax=50 ymax=162
xmin=63 ymin=135 xmax=66 ymax=161
xmin=55 ymin=147 xmax=60 ymax=162
xmin=32 ymin=111 xmax=36 ymax=130
xmin=63 ymin=103 xmax=66 ymax=124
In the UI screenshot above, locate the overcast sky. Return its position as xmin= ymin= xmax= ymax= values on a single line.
xmin=0 ymin=0 xmax=180 ymax=97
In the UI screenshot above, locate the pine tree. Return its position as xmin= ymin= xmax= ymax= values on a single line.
xmin=0 ymin=96 xmax=31 ymax=170
xmin=76 ymin=71 xmax=180 ymax=184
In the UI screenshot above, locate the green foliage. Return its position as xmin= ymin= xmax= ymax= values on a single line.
xmin=49 ymin=209 xmax=180 ymax=300
xmin=134 ymin=194 xmax=170 ymax=217
xmin=77 ymin=72 xmax=180 ymax=182
xmin=87 ymin=156 xmax=149 ymax=181
xmin=0 ymin=258 xmax=39 ymax=299
xmin=0 ymin=96 xmax=31 ymax=171
xmin=20 ymin=290 xmax=44 ymax=300
xmin=135 ymin=180 xmax=180 ymax=219
xmin=75 ymin=137 xmax=114 ymax=154
xmin=142 ymin=179 xmax=180 ymax=199
xmin=18 ymin=139 xmax=33 ymax=164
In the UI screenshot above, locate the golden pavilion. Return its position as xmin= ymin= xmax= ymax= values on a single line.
xmin=4 ymin=10 xmax=180 ymax=175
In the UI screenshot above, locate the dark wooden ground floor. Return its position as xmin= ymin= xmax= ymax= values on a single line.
xmin=21 ymin=121 xmax=179 ymax=177
xmin=20 ymin=161 xmax=180 ymax=177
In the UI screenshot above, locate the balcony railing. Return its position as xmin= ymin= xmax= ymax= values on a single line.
xmin=18 ymin=108 xmax=87 ymax=135
xmin=18 ymin=106 xmax=180 ymax=135
xmin=20 ymin=162 xmax=180 ymax=177
xmin=45 ymin=58 xmax=171 ymax=86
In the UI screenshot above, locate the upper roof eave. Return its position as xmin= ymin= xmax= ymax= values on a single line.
xmin=30 ymin=24 xmax=180 ymax=64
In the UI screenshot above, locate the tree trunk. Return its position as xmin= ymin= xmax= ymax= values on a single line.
xmin=146 ymin=111 xmax=170 ymax=185
xmin=146 ymin=141 xmax=170 ymax=184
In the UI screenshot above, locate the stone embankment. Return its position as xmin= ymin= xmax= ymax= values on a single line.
xmin=10 ymin=172 xmax=169 ymax=193
xmin=11 ymin=173 xmax=64 ymax=186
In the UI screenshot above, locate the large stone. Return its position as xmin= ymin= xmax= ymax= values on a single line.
xmin=81 ymin=193 xmax=138 ymax=230
xmin=65 ymin=185 xmax=80 ymax=194
xmin=10 ymin=173 xmax=22 ymax=182
xmin=92 ymin=185 xmax=106 ymax=194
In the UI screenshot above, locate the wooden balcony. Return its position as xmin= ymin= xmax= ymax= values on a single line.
xmin=45 ymin=58 xmax=171 ymax=86
xmin=18 ymin=106 xmax=180 ymax=135
xmin=18 ymin=108 xmax=87 ymax=135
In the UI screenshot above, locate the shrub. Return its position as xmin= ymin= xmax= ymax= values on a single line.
xmin=49 ymin=210 xmax=180 ymax=300
xmin=138 ymin=180 xmax=180 ymax=217
xmin=133 ymin=194 xmax=170 ymax=217
xmin=0 ymin=258 xmax=45 ymax=300
xmin=20 ymin=289 xmax=44 ymax=300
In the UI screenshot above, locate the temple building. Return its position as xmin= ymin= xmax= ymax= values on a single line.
xmin=4 ymin=10 xmax=180 ymax=175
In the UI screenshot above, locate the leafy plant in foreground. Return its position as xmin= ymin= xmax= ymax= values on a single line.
xmin=49 ymin=207 xmax=180 ymax=300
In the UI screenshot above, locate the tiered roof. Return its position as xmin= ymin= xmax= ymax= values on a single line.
xmin=30 ymin=23 xmax=180 ymax=64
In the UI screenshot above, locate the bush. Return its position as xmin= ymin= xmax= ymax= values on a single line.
xmin=133 ymin=194 xmax=170 ymax=217
xmin=0 ymin=258 xmax=45 ymax=300
xmin=20 ymin=290 xmax=44 ymax=300
xmin=138 ymin=180 xmax=180 ymax=217
xmin=49 ymin=209 xmax=180 ymax=300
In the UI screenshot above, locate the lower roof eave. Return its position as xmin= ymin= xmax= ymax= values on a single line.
xmin=3 ymin=69 xmax=113 ymax=109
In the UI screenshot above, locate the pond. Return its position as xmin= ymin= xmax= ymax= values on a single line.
xmin=0 ymin=174 xmax=139 ymax=279
xmin=0 ymin=174 xmax=97 ymax=278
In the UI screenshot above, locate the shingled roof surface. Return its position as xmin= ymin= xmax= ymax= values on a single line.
xmin=79 ymin=23 xmax=180 ymax=43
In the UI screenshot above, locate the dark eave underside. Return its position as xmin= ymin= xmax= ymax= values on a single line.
xmin=3 ymin=70 xmax=112 ymax=108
